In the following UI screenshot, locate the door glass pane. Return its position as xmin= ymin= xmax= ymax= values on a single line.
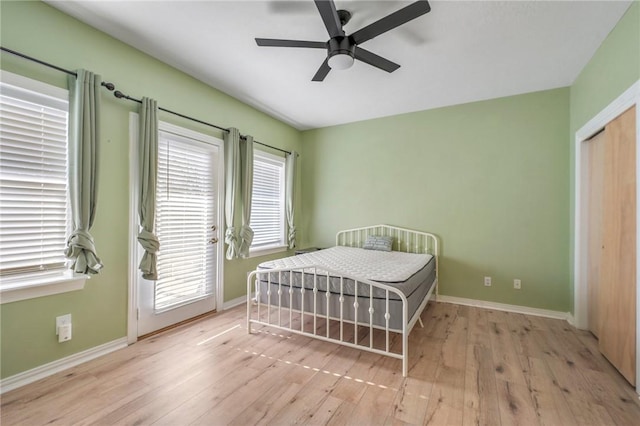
xmin=155 ymin=134 xmax=215 ymax=312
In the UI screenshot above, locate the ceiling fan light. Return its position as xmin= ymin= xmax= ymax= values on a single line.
xmin=328 ymin=53 xmax=354 ymax=70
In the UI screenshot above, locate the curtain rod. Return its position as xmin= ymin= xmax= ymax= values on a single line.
xmin=0 ymin=46 xmax=292 ymax=156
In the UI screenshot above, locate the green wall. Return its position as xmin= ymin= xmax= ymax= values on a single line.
xmin=301 ymin=89 xmax=571 ymax=312
xmin=0 ymin=1 xmax=302 ymax=378
xmin=2 ymin=0 xmax=638 ymax=381
xmin=568 ymin=2 xmax=640 ymax=311
xmin=570 ymin=2 xmax=640 ymax=134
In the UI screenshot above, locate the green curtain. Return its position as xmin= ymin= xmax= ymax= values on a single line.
xmin=224 ymin=128 xmax=241 ymax=260
xmin=285 ymin=151 xmax=298 ymax=249
xmin=137 ymin=98 xmax=160 ymax=280
xmin=238 ymin=135 xmax=254 ymax=258
xmin=64 ymin=69 xmax=103 ymax=274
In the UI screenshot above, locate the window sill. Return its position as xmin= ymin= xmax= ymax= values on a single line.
xmin=0 ymin=270 xmax=89 ymax=304
xmin=248 ymin=244 xmax=289 ymax=258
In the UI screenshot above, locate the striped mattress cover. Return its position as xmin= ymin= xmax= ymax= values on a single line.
xmin=256 ymin=246 xmax=435 ymax=300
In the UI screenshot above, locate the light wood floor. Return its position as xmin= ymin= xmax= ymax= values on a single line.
xmin=2 ymin=302 xmax=640 ymax=425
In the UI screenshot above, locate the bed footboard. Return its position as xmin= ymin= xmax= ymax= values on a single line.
xmin=247 ymin=266 xmax=435 ymax=377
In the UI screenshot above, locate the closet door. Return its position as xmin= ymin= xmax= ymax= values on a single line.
xmin=587 ymin=130 xmax=606 ymax=337
xmin=598 ymin=106 xmax=636 ymax=386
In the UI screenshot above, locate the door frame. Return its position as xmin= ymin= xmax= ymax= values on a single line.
xmin=573 ymin=80 xmax=640 ymax=393
xmin=127 ymin=113 xmax=225 ymax=343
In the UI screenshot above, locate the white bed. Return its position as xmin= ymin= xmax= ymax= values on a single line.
xmin=246 ymin=224 xmax=439 ymax=376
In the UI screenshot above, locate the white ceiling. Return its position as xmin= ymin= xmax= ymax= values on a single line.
xmin=47 ymin=0 xmax=632 ymax=130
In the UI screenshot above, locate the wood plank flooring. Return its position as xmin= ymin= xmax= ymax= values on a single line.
xmin=2 ymin=302 xmax=639 ymax=425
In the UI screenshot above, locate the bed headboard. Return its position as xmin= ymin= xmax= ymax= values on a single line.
xmin=335 ymin=224 xmax=439 ymax=256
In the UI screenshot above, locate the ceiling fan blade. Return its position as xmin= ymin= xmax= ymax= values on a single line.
xmin=314 ymin=0 xmax=344 ymax=38
xmin=256 ymin=38 xmax=327 ymax=49
xmin=312 ymin=58 xmax=331 ymax=81
xmin=350 ymin=0 xmax=431 ymax=45
xmin=354 ymin=47 xmax=400 ymax=73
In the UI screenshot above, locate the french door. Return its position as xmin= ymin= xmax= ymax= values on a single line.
xmin=137 ymin=125 xmax=222 ymax=336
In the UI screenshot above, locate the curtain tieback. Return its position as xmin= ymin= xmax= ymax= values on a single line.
xmin=137 ymin=229 xmax=160 ymax=253
xmin=65 ymin=229 xmax=97 ymax=256
xmin=239 ymin=225 xmax=254 ymax=244
xmin=238 ymin=225 xmax=254 ymax=258
xmin=65 ymin=229 xmax=103 ymax=274
xmin=225 ymin=227 xmax=238 ymax=245
xmin=225 ymin=227 xmax=240 ymax=260
xmin=287 ymin=225 xmax=296 ymax=249
xmin=138 ymin=229 xmax=159 ymax=280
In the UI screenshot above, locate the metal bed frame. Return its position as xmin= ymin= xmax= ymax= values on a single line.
xmin=246 ymin=224 xmax=439 ymax=376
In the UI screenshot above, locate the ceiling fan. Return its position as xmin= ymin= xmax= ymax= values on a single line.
xmin=255 ymin=0 xmax=431 ymax=81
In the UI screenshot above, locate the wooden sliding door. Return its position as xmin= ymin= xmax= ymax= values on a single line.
xmin=597 ymin=106 xmax=637 ymax=386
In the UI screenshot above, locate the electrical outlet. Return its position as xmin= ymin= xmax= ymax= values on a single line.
xmin=514 ymin=279 xmax=522 ymax=290
xmin=484 ymin=276 xmax=492 ymax=287
xmin=58 ymin=324 xmax=72 ymax=342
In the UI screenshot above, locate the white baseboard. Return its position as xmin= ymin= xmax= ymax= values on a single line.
xmin=0 ymin=337 xmax=128 ymax=394
xmin=435 ymin=295 xmax=571 ymax=322
xmin=222 ymin=295 xmax=247 ymax=310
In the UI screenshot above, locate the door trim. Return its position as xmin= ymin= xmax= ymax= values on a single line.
xmin=127 ymin=113 xmax=225 ymax=343
xmin=573 ymin=80 xmax=640 ymax=393
xmin=127 ymin=113 xmax=138 ymax=344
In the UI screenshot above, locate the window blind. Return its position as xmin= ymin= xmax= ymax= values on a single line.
xmin=0 ymin=85 xmax=69 ymax=277
xmin=251 ymin=153 xmax=285 ymax=248
xmin=154 ymin=133 xmax=215 ymax=312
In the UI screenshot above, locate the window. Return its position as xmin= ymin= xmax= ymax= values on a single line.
xmin=0 ymin=71 xmax=83 ymax=303
xmin=250 ymin=150 xmax=286 ymax=253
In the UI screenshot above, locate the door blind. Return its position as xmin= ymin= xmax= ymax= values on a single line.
xmin=0 ymin=86 xmax=69 ymax=277
xmin=155 ymin=133 xmax=215 ymax=312
xmin=251 ymin=153 xmax=285 ymax=248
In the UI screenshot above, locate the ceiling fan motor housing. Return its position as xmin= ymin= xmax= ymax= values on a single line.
xmin=327 ymin=36 xmax=355 ymax=69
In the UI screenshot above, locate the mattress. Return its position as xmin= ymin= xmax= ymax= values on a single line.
xmin=257 ymin=246 xmax=434 ymax=300
xmin=255 ymin=247 xmax=436 ymax=330
xmin=260 ymin=246 xmax=432 ymax=282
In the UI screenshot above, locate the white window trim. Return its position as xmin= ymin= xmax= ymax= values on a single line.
xmin=249 ymin=149 xmax=287 ymax=258
xmin=0 ymin=70 xmax=67 ymax=100
xmin=0 ymin=71 xmax=88 ymax=304
xmin=0 ymin=271 xmax=89 ymax=304
xmin=248 ymin=244 xmax=289 ymax=258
